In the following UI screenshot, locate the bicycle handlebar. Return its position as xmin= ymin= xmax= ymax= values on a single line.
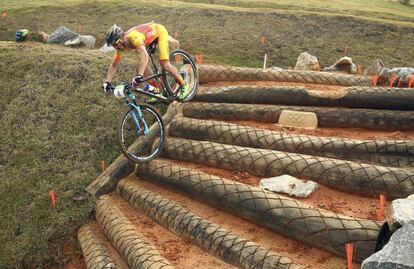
xmin=110 ymin=74 xmax=159 ymax=98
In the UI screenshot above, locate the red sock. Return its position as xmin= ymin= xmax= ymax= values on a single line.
xmin=149 ymin=80 xmax=158 ymax=88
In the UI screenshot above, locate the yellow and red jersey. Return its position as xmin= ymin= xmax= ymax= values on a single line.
xmin=114 ymin=23 xmax=170 ymax=61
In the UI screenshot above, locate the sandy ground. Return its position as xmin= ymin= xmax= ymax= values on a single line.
xmin=108 ymin=193 xmax=233 ymax=269
xmin=226 ymin=120 xmax=414 ymax=140
xmin=201 ymin=81 xmax=347 ymax=92
xmin=70 ymin=80 xmax=405 ymax=268
xmin=165 ymin=159 xmax=391 ymax=221
xmin=124 ymin=175 xmax=355 ymax=269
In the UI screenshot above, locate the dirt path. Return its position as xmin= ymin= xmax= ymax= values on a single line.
xmin=108 ymin=193 xmax=233 ymax=269
xmin=201 ymin=81 xmax=347 ymax=92
xmin=76 ymin=77 xmax=407 ymax=269
xmin=165 ymin=159 xmax=391 ymax=221
xmin=223 ymin=120 xmax=414 ymax=140
xmin=124 ymin=175 xmax=356 ymax=269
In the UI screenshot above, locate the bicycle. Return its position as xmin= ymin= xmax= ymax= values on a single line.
xmin=109 ymin=44 xmax=198 ymax=163
xmin=137 ymin=40 xmax=198 ymax=103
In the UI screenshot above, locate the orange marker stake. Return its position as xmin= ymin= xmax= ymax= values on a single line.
xmin=344 ymin=46 xmax=349 ymax=56
xmin=78 ymin=24 xmax=83 ymax=33
xmin=408 ymin=75 xmax=414 ymax=88
xmin=101 ymin=160 xmax=106 ymax=173
xmin=390 ymin=75 xmax=398 ymax=87
xmin=371 ymin=76 xmax=378 ymax=86
xmin=357 ymin=64 xmax=363 ymax=75
xmin=49 ymin=190 xmax=57 ymax=209
xmin=260 ymin=34 xmax=266 ymax=45
xmin=195 ymin=54 xmax=204 ymax=64
xmin=346 ymin=243 xmax=354 ymax=269
xmin=377 ymin=194 xmax=386 ymax=221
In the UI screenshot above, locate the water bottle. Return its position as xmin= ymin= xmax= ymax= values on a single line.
xmin=144 ymin=84 xmax=159 ymax=95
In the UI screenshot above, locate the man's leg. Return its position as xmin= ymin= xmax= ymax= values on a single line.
xmin=143 ymin=64 xmax=153 ymax=77
xmin=160 ymin=60 xmax=186 ymax=88
xmin=156 ymin=24 xmax=188 ymax=97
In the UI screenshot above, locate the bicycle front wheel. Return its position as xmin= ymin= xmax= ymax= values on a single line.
xmin=164 ymin=49 xmax=199 ymax=102
xmin=118 ymin=104 xmax=164 ymax=163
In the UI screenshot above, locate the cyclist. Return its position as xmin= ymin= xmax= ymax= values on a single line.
xmin=102 ymin=23 xmax=189 ymax=100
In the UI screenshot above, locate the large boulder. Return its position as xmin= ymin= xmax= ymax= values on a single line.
xmin=46 ymin=27 xmax=79 ymax=44
xmin=294 ymin=52 xmax=320 ymax=71
xmin=259 ymin=174 xmax=319 ymax=198
xmin=378 ymin=67 xmax=414 ymax=87
xmin=322 ymin=56 xmax=357 ymax=74
xmin=64 ymin=35 xmax=96 ymax=49
xmin=392 ymin=194 xmax=414 ymax=226
xmin=362 ymin=223 xmax=414 ymax=269
xmin=46 ymin=27 xmax=96 ymax=49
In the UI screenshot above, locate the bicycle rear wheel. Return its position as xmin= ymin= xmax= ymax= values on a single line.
xmin=118 ymin=104 xmax=164 ymax=163
xmin=164 ymin=49 xmax=199 ymax=102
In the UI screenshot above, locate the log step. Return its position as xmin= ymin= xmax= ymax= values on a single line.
xmin=117 ymin=179 xmax=297 ymax=269
xmin=198 ymin=65 xmax=371 ymax=86
xmin=136 ymin=159 xmax=383 ymax=262
xmin=160 ymin=137 xmax=414 ymax=199
xmin=95 ymin=196 xmax=174 ymax=269
xmin=195 ymin=85 xmax=414 ymax=110
xmin=168 ymin=117 xmax=414 ymax=168
xmin=182 ymin=102 xmax=414 ymax=131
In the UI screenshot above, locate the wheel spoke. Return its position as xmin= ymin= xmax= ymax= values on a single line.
xmin=118 ymin=105 xmax=164 ymax=163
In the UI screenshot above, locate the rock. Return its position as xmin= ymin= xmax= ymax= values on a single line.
xmin=46 ymin=27 xmax=79 ymax=44
xmin=64 ymin=35 xmax=95 ymax=49
xmin=378 ymin=67 xmax=414 ymax=86
xmin=278 ymin=110 xmax=318 ymax=129
xmin=361 ymin=223 xmax=414 ymax=269
xmin=259 ymin=175 xmax=319 ymax=198
xmin=99 ymin=43 xmax=115 ymax=53
xmin=392 ymin=194 xmax=414 ymax=226
xmin=78 ymin=35 xmax=96 ymax=49
xmin=294 ymin=52 xmax=320 ymax=71
xmin=322 ymin=56 xmax=357 ymax=74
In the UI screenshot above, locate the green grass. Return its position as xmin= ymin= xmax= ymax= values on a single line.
xmin=0 ymin=0 xmax=414 ymax=268
xmin=0 ymin=1 xmax=413 ymax=68
xmin=0 ymin=42 xmax=140 ymax=268
xmin=1 ymin=0 xmax=413 ymax=24
xmin=177 ymin=0 xmax=414 ymax=23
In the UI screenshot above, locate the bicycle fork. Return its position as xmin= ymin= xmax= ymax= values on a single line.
xmin=129 ymin=103 xmax=150 ymax=136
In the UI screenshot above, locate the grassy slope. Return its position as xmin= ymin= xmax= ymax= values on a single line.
xmin=1 ymin=0 xmax=414 ymax=23
xmin=0 ymin=0 xmax=413 ymax=268
xmin=178 ymin=0 xmax=414 ymax=24
xmin=0 ymin=42 xmax=139 ymax=268
xmin=0 ymin=1 xmax=413 ymax=68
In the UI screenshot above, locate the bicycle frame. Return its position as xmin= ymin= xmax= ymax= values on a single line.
xmin=132 ymin=53 xmax=177 ymax=103
xmin=123 ymin=93 xmax=150 ymax=136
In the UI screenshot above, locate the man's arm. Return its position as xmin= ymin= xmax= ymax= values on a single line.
xmin=105 ymin=53 xmax=121 ymax=82
xmin=136 ymin=45 xmax=149 ymax=75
